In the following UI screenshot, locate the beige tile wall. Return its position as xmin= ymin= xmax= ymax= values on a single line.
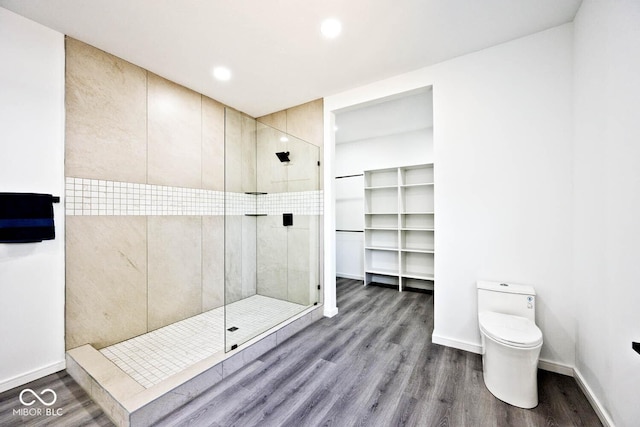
xmin=255 ymin=101 xmax=323 ymax=307
xmin=256 ymin=124 xmax=288 ymax=193
xmin=65 ymin=38 xmax=230 ymax=350
xmin=257 ymin=99 xmax=323 ymax=148
xmin=65 ymin=37 xmax=323 ymax=351
xmin=202 ymin=216 xmax=225 ymax=310
xmin=256 ymin=216 xmax=288 ymax=300
xmin=255 ymin=109 xmax=286 ymax=131
xmin=285 ymin=99 xmax=324 ymax=148
xmin=147 ymin=216 xmax=203 ymax=330
xmin=66 ymin=216 xmax=148 ymax=349
xmin=256 ymin=215 xmax=319 ymax=306
xmin=257 ymin=98 xmax=324 ymax=190
xmin=147 ymin=73 xmax=203 ymax=188
xmin=202 ymin=97 xmax=225 ymax=191
xmin=65 ymin=38 xmax=147 ymax=183
xmin=288 ymin=216 xmax=319 ymax=306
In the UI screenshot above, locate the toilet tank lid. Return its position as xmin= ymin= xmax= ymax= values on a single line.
xmin=477 ymin=281 xmax=536 ymax=296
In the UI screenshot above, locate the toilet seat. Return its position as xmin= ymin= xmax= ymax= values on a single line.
xmin=479 ymin=311 xmax=543 ymax=349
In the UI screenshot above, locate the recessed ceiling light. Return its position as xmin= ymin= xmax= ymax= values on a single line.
xmin=321 ymin=18 xmax=342 ymax=39
xmin=280 ymin=136 xmax=289 ymax=142
xmin=213 ymin=66 xmax=231 ymax=81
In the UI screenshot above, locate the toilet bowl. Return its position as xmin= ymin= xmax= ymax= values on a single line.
xmin=477 ymin=281 xmax=543 ymax=409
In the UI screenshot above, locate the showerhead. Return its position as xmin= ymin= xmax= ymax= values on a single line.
xmin=276 ymin=151 xmax=290 ymax=162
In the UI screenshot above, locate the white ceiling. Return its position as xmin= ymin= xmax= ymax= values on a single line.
xmin=0 ymin=0 xmax=582 ymax=117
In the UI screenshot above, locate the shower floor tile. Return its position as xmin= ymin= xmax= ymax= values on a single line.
xmin=100 ymin=295 xmax=308 ymax=388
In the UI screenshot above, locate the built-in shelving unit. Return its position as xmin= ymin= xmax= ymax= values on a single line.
xmin=364 ymin=164 xmax=434 ymax=292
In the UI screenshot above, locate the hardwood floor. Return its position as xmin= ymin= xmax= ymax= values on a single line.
xmin=0 ymin=278 xmax=602 ymax=426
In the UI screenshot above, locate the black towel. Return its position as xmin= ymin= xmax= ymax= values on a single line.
xmin=0 ymin=193 xmax=56 ymax=243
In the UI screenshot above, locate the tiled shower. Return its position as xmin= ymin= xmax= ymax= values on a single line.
xmin=64 ymin=37 xmax=323 ymax=390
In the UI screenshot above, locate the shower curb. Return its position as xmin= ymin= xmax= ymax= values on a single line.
xmin=66 ymin=304 xmax=325 ymax=427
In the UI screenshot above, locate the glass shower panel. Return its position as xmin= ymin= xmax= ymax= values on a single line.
xmin=255 ymin=124 xmax=320 ymax=329
xmin=273 ymin=133 xmax=320 ymax=309
xmin=224 ymin=108 xmax=257 ymax=350
xmin=223 ymin=114 xmax=320 ymax=352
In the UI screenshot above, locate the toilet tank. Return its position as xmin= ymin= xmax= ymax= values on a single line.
xmin=477 ymin=281 xmax=536 ymax=321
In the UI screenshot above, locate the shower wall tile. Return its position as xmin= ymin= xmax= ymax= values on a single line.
xmin=256 ymin=125 xmax=288 ymax=194
xmin=257 ymin=98 xmax=324 ymax=192
xmin=257 ymin=110 xmax=286 ymax=132
xmin=147 ymin=73 xmax=202 ymax=188
xmin=65 ymin=216 xmax=148 ymax=350
xmin=242 ymin=115 xmax=257 ymax=193
xmin=225 ymin=215 xmax=257 ymax=303
xmin=256 ymin=216 xmax=287 ymax=300
xmin=147 ymin=216 xmax=202 ymax=330
xmin=287 ymin=138 xmax=320 ymax=192
xmin=224 ymin=215 xmax=243 ymax=304
xmin=242 ymin=216 xmax=257 ymax=298
xmin=287 ymin=216 xmax=319 ymax=306
xmin=225 ymin=109 xmax=243 ymax=192
xmin=286 ymin=99 xmax=324 ymax=148
xmin=202 ymin=96 xmax=225 ymax=191
xmin=65 ymin=38 xmax=147 ymax=183
xmin=64 ymin=39 xmax=325 ymax=353
xmin=288 ymin=269 xmax=312 ymax=306
xmin=286 ymin=99 xmax=324 ymax=191
xmin=202 ymin=216 xmax=224 ymax=311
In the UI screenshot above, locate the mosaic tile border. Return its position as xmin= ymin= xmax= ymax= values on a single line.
xmin=65 ymin=177 xmax=323 ymax=216
xmin=257 ymin=191 xmax=323 ymax=216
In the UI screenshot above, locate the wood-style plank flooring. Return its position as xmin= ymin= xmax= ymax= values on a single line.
xmin=0 ymin=369 xmax=113 ymax=426
xmin=0 ymin=278 xmax=601 ymax=426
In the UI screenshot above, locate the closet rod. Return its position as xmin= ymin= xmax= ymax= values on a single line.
xmin=335 ymin=174 xmax=363 ymax=179
xmin=336 ymin=230 xmax=364 ymax=233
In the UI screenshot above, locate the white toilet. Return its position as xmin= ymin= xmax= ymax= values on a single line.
xmin=477 ymin=280 xmax=543 ymax=409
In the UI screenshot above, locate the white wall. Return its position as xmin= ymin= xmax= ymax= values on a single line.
xmin=325 ymin=24 xmax=574 ymax=368
xmin=334 ymin=91 xmax=433 ymax=279
xmin=573 ymin=0 xmax=640 ymax=425
xmin=433 ymin=24 xmax=574 ymax=367
xmin=0 ymin=8 xmax=65 ymax=392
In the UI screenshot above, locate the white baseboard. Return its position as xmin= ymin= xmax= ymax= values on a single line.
xmin=336 ymin=273 xmax=363 ymax=280
xmin=0 ymin=360 xmax=66 ymax=393
xmin=432 ymin=333 xmax=482 ymax=354
xmin=538 ymin=359 xmax=574 ymax=376
xmin=323 ymin=306 xmax=339 ymax=318
xmin=574 ymin=368 xmax=614 ymax=427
